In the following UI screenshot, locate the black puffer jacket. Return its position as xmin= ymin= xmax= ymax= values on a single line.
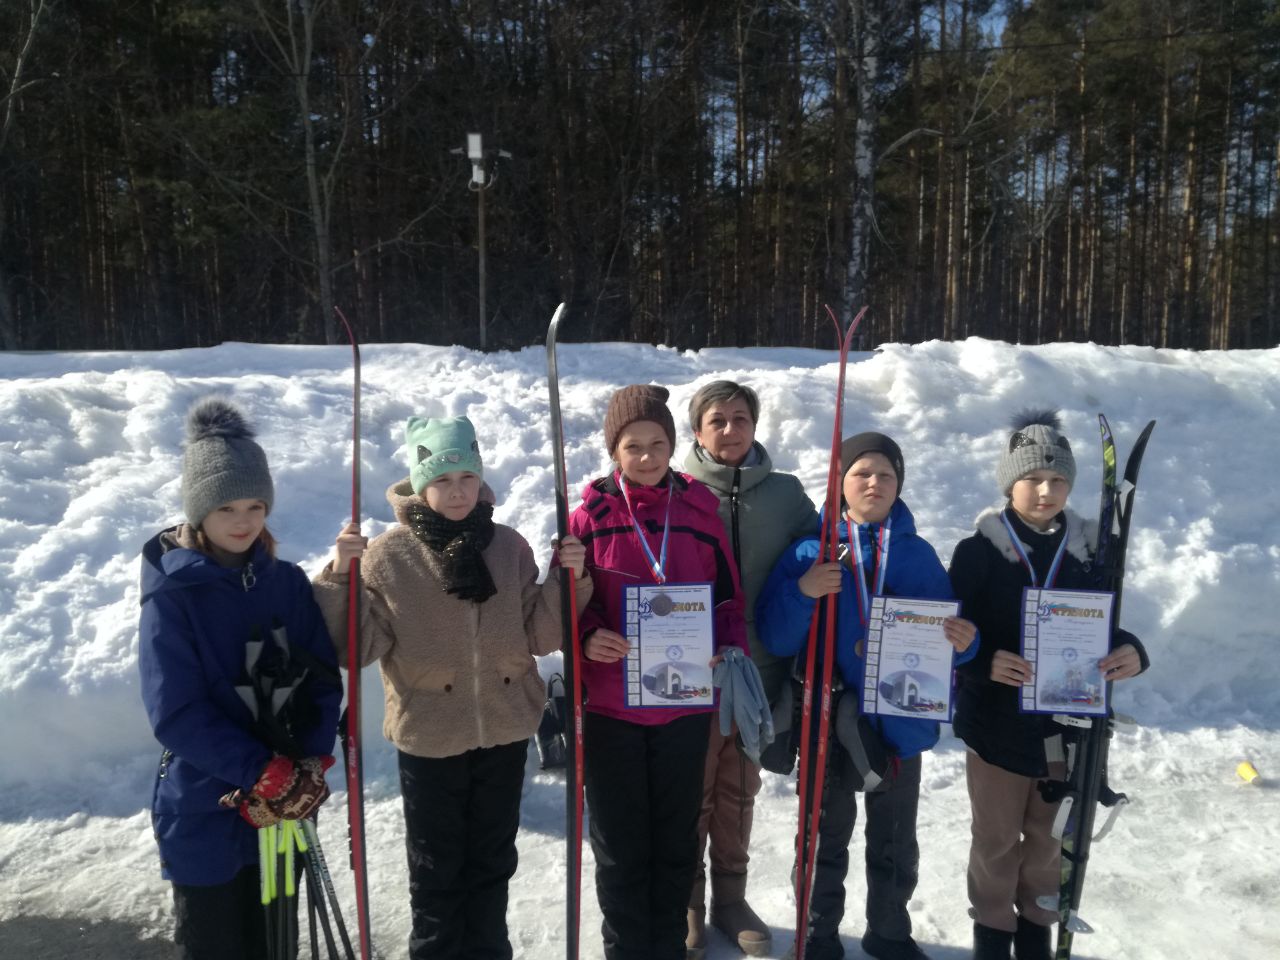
xmin=948 ymin=506 xmax=1149 ymax=777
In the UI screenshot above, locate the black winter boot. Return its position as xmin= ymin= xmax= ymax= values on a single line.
xmin=1013 ymin=916 xmax=1052 ymax=960
xmin=860 ymin=930 xmax=930 ymax=959
xmin=972 ymin=922 xmax=1013 ymax=960
xmin=781 ymin=932 xmax=844 ymax=960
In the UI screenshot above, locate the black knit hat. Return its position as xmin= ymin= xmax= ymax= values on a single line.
xmin=840 ymin=432 xmax=905 ymax=494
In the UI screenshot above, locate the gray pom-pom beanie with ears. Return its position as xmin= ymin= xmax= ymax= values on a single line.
xmin=996 ymin=409 xmax=1077 ymax=495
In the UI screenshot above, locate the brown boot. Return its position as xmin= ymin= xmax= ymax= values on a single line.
xmin=686 ymin=907 xmax=707 ymax=959
xmin=709 ymin=870 xmax=772 ymax=957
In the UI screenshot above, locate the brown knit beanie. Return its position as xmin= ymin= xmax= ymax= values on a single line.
xmin=603 ymin=384 xmax=677 ymax=455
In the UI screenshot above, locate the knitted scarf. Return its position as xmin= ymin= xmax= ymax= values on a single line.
xmin=406 ymin=501 xmax=497 ymax=603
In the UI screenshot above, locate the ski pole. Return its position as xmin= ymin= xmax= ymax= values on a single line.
xmin=302 ymin=818 xmax=357 ymax=960
xmin=297 ymin=821 xmax=343 ymax=960
xmin=308 ymin=867 xmax=320 ymax=960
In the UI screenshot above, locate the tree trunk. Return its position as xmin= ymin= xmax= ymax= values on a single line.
xmin=0 ymin=0 xmax=50 ymax=349
xmin=1178 ymin=62 xmax=1203 ymax=348
xmin=1156 ymin=25 xmax=1175 ymax=346
xmin=842 ymin=0 xmax=882 ymax=339
xmin=1211 ymin=63 xmax=1234 ymax=349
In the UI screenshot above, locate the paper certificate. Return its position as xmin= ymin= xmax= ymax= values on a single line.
xmin=623 ymin=582 xmax=716 ymax=708
xmin=1019 ymin=587 xmax=1115 ymax=716
xmin=862 ymin=596 xmax=959 ymax=721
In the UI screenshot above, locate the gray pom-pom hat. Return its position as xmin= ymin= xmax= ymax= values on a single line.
xmin=995 ymin=409 xmax=1076 ymax=495
xmin=181 ymin=397 xmax=275 ymax=528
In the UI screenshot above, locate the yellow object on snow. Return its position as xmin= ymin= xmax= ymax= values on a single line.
xmin=1236 ymin=760 xmax=1260 ymax=784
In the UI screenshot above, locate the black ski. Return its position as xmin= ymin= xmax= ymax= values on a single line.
xmin=546 ymin=303 xmax=585 ymax=960
xmin=1053 ymin=416 xmax=1155 ymax=958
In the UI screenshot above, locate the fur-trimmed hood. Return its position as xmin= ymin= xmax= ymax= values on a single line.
xmin=973 ymin=505 xmax=1097 ymax=566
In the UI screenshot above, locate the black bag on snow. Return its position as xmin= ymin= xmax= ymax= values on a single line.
xmin=534 ymin=673 xmax=568 ymax=770
xmin=834 ymin=693 xmax=897 ymax=792
xmin=759 ymin=660 xmax=852 ymax=777
xmin=759 ymin=675 xmax=802 ymax=775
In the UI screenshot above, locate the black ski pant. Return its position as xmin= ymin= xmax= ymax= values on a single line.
xmin=584 ymin=711 xmax=712 ymax=960
xmin=802 ymin=752 xmax=923 ymax=951
xmin=172 ymin=863 xmax=296 ymax=960
xmin=398 ymin=739 xmax=528 ymax=960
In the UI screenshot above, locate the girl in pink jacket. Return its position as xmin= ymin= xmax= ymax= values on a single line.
xmin=568 ymin=384 xmax=748 ymax=960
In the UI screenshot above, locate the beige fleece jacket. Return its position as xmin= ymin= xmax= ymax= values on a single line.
xmin=313 ymin=480 xmax=592 ymax=759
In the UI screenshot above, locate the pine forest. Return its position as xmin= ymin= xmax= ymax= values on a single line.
xmin=1 ymin=0 xmax=1277 ymax=351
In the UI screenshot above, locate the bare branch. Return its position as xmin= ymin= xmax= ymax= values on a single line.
xmin=878 ymin=127 xmax=944 ymax=164
xmin=1 ymin=0 xmax=50 ymax=154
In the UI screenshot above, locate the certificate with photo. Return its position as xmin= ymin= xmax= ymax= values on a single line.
xmin=862 ymin=596 xmax=959 ymax=722
xmin=622 ymin=582 xmax=716 ymax=708
xmin=1018 ymin=587 xmax=1115 ymax=716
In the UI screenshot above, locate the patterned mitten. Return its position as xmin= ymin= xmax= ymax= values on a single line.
xmin=267 ymin=755 xmax=334 ymax=821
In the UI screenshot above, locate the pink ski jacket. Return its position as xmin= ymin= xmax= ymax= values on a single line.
xmin=568 ymin=470 xmax=748 ymax=725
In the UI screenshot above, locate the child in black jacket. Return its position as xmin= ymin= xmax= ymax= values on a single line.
xmin=949 ymin=411 xmax=1150 ymax=960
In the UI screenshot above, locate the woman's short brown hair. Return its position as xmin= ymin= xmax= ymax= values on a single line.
xmin=687 ymin=380 xmax=761 ymax=433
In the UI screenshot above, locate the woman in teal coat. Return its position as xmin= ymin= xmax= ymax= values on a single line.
xmin=682 ymin=381 xmax=819 ymax=958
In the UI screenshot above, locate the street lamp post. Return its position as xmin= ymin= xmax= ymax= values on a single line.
xmin=468 ymin=134 xmax=487 ymax=351
xmin=453 ymin=133 xmax=510 ymax=351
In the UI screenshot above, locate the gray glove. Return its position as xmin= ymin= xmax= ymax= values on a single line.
xmin=712 ymin=647 xmax=775 ymax=765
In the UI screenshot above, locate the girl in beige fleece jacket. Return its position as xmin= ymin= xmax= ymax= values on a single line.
xmin=313 ymin=415 xmax=590 ymax=960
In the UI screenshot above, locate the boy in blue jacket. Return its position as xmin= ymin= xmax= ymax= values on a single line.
xmin=758 ymin=433 xmax=978 ymax=960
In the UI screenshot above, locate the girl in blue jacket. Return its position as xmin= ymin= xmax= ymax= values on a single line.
xmin=757 ymin=432 xmax=978 ymax=960
xmin=138 ymin=398 xmax=342 ymax=960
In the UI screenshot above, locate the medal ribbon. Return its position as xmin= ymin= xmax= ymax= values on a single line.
xmin=849 ymin=515 xmax=892 ymax=626
xmin=620 ymin=473 xmax=673 ymax=584
xmin=1001 ymin=511 xmax=1067 ymax=588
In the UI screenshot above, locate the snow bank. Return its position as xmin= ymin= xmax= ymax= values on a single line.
xmin=3 ymin=338 xmax=1279 ymax=957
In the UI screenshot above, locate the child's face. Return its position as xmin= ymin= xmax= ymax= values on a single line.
xmin=615 ymin=420 xmax=672 ymax=486
xmin=694 ymin=397 xmax=757 ymax=467
xmin=1009 ymin=469 xmax=1071 ymax=530
xmin=201 ymin=498 xmax=268 ymax=555
xmin=423 ymin=470 xmax=482 ymax=520
xmin=842 ymin=452 xmax=899 ymax=525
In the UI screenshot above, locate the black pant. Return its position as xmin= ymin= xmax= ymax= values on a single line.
xmin=584 ymin=711 xmax=712 ymax=960
xmin=173 ymin=863 xmax=296 ymax=960
xmin=802 ymin=752 xmax=923 ymax=953
xmin=399 ymin=739 xmax=528 ymax=960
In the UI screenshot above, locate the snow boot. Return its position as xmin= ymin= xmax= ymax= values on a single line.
xmin=686 ymin=906 xmax=707 ymax=959
xmin=860 ymin=930 xmax=930 ymax=959
xmin=781 ymin=932 xmax=845 ymax=960
xmin=972 ymin=922 xmax=1013 ymax=960
xmin=709 ymin=870 xmax=771 ymax=956
xmin=1013 ymin=916 xmax=1051 ymax=960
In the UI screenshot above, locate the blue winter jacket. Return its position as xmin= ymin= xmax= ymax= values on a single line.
xmin=138 ymin=526 xmax=342 ymax=885
xmin=755 ymin=499 xmax=978 ymax=759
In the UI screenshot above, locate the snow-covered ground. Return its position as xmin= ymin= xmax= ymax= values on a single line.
xmin=1 ymin=337 xmax=1277 ymax=958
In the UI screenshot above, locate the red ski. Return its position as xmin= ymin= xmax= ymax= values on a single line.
xmin=792 ymin=304 xmax=866 ymax=960
xmin=546 ymin=303 xmax=585 ymax=960
xmin=334 ymin=307 xmax=374 ymax=960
